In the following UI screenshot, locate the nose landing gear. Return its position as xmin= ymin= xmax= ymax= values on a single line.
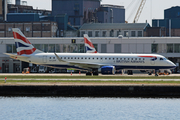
xmin=155 ymin=70 xmax=159 ymax=76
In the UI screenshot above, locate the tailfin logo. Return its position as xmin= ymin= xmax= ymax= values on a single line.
xmin=12 ymin=28 xmax=36 ymax=55
xmin=84 ymin=35 xmax=97 ymax=53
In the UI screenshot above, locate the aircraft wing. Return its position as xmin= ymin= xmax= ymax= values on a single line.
xmin=54 ymin=53 xmax=109 ymax=69
xmin=4 ymin=53 xmax=29 ymax=60
xmin=68 ymin=61 xmax=109 ymax=69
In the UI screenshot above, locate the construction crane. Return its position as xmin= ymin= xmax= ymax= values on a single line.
xmin=133 ymin=0 xmax=146 ymax=23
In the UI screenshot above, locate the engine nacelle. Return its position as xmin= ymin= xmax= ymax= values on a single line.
xmin=101 ymin=66 xmax=116 ymax=75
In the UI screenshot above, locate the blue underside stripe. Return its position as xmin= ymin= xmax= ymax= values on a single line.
xmin=114 ymin=66 xmax=175 ymax=70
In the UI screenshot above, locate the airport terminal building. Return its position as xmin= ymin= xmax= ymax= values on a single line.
xmin=0 ymin=36 xmax=180 ymax=73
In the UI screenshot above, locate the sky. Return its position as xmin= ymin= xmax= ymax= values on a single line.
xmin=11 ymin=0 xmax=180 ymax=25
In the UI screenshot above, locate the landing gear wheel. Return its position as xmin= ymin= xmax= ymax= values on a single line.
xmin=92 ymin=69 xmax=98 ymax=76
xmin=127 ymin=70 xmax=133 ymax=75
xmin=155 ymin=70 xmax=159 ymax=76
xmin=86 ymin=72 xmax=92 ymax=76
xmin=93 ymin=72 xmax=99 ymax=76
xmin=155 ymin=74 xmax=158 ymax=76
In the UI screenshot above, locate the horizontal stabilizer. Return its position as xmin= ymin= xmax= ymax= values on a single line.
xmin=4 ymin=53 xmax=29 ymax=59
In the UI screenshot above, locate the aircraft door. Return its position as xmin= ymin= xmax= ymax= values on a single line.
xmin=2 ymin=63 xmax=9 ymax=73
xmin=43 ymin=56 xmax=47 ymax=63
xmin=150 ymin=58 xmax=156 ymax=65
xmin=151 ymin=60 xmax=155 ymax=65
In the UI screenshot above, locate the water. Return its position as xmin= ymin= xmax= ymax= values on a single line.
xmin=0 ymin=97 xmax=180 ymax=120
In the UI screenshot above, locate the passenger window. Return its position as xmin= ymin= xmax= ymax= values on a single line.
xmin=89 ymin=58 xmax=90 ymax=59
xmin=81 ymin=57 xmax=83 ymax=59
xmin=68 ymin=57 xmax=70 ymax=59
xmin=97 ymin=58 xmax=98 ymax=60
xmin=143 ymin=58 xmax=145 ymax=60
xmin=50 ymin=57 xmax=51 ymax=59
xmin=64 ymin=57 xmax=66 ymax=59
xmin=71 ymin=57 xmax=73 ymax=59
xmin=101 ymin=58 xmax=103 ymax=60
xmin=105 ymin=58 xmax=107 ymax=60
xmin=113 ymin=58 xmax=114 ymax=60
xmin=116 ymin=58 xmax=118 ymax=60
xmin=135 ymin=58 xmax=137 ymax=60
xmin=85 ymin=58 xmax=87 ymax=59
xmin=109 ymin=58 xmax=111 ymax=60
xmin=160 ymin=58 xmax=163 ymax=60
xmin=74 ymin=57 xmax=76 ymax=59
xmin=131 ymin=58 xmax=133 ymax=60
xmin=128 ymin=58 xmax=129 ymax=60
xmin=139 ymin=58 xmax=141 ymax=60
xmin=124 ymin=58 xmax=126 ymax=60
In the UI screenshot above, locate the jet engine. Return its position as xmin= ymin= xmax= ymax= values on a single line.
xmin=101 ymin=66 xmax=116 ymax=75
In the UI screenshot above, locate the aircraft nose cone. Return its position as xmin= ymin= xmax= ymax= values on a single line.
xmin=167 ymin=60 xmax=176 ymax=69
xmin=171 ymin=62 xmax=176 ymax=69
xmin=173 ymin=64 xmax=176 ymax=68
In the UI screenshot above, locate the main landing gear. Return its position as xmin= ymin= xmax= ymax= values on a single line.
xmin=86 ymin=69 xmax=99 ymax=76
xmin=86 ymin=72 xmax=92 ymax=76
xmin=127 ymin=70 xmax=133 ymax=75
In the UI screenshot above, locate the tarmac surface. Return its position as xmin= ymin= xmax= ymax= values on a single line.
xmin=0 ymin=73 xmax=180 ymax=86
xmin=0 ymin=73 xmax=180 ymax=82
xmin=0 ymin=73 xmax=180 ymax=76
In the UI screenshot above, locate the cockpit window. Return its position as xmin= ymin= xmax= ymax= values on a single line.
xmin=160 ymin=58 xmax=167 ymax=60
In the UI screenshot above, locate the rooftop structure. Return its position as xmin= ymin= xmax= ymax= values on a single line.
xmin=80 ymin=23 xmax=150 ymax=37
xmin=52 ymin=0 xmax=100 ymax=27
xmin=97 ymin=4 xmax=125 ymax=23
xmin=80 ymin=23 xmax=149 ymax=30
xmin=152 ymin=6 xmax=180 ymax=37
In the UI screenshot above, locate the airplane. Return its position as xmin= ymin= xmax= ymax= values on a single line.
xmin=5 ymin=28 xmax=176 ymax=76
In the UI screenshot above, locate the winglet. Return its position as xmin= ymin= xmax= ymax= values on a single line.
xmin=54 ymin=53 xmax=66 ymax=62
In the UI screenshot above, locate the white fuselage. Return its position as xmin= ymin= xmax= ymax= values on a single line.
xmin=18 ymin=53 xmax=176 ymax=71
